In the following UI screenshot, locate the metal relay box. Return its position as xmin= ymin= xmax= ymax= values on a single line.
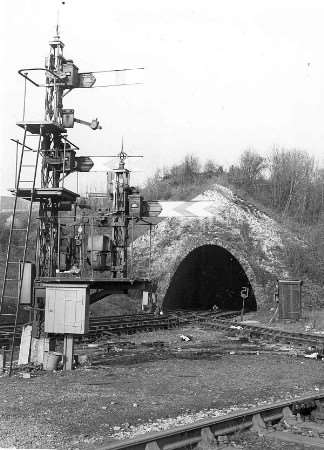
xmin=62 ymin=109 xmax=75 ymax=128
xmin=128 ymin=194 xmax=143 ymax=217
xmin=45 ymin=284 xmax=89 ymax=334
xmin=278 ymin=280 xmax=302 ymax=320
xmin=87 ymin=235 xmax=111 ymax=252
xmin=62 ymin=62 xmax=79 ymax=88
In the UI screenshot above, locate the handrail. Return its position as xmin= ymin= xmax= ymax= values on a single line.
xmin=18 ymin=68 xmax=64 ymax=87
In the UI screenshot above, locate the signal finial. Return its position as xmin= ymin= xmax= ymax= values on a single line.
xmin=55 ymin=0 xmax=66 ymax=39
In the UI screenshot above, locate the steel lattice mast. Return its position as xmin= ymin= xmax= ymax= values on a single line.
xmin=38 ymin=30 xmax=68 ymax=277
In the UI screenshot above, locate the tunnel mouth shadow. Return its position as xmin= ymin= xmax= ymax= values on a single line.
xmin=163 ymin=244 xmax=257 ymax=312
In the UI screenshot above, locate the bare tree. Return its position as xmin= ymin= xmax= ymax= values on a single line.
xmin=204 ymin=159 xmax=224 ymax=177
xmin=269 ymin=148 xmax=316 ymax=221
xmin=228 ymin=149 xmax=266 ymax=192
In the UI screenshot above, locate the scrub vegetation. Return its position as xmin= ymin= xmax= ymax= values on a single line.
xmin=143 ymin=148 xmax=324 ymax=225
xmin=142 ymin=148 xmax=324 ymax=291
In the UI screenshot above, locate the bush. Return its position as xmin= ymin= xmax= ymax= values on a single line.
xmin=283 ymin=240 xmax=324 ymax=284
xmin=142 ymin=155 xmax=224 ymax=201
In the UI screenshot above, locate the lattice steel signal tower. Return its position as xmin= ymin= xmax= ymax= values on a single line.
xmin=0 ymin=27 xmax=148 ymax=374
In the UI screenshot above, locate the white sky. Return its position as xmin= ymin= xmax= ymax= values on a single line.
xmin=1 ymin=0 xmax=324 ymax=195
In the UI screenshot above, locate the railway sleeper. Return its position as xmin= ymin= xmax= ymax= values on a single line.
xmin=260 ymin=406 xmax=324 ymax=449
xmin=157 ymin=414 xmax=324 ymax=450
xmin=207 ymin=320 xmax=324 ymax=351
xmin=106 ymin=398 xmax=324 ymax=450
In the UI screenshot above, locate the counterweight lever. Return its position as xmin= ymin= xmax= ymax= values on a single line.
xmin=74 ymin=117 xmax=102 ymax=130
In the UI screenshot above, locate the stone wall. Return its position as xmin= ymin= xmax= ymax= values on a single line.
xmin=132 ymin=184 xmax=301 ymax=308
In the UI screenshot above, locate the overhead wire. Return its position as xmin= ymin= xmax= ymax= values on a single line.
xmin=91 ymin=82 xmax=143 ymax=88
xmin=89 ymin=67 xmax=144 ymax=74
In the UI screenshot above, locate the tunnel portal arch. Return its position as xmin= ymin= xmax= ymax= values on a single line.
xmin=162 ymin=243 xmax=257 ymax=312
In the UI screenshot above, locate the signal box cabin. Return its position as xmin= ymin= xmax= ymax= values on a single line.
xmin=45 ymin=284 xmax=89 ymax=334
xmin=278 ymin=280 xmax=303 ymax=320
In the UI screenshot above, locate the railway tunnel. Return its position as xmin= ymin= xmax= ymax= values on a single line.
xmin=163 ymin=244 xmax=257 ymax=312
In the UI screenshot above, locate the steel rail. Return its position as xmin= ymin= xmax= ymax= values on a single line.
xmin=3 ymin=310 xmax=324 ymax=349
xmin=97 ymin=391 xmax=324 ymax=450
xmin=3 ymin=309 xmax=324 ymax=348
xmin=205 ymin=318 xmax=324 ymax=347
xmin=89 ymin=313 xmax=156 ymax=325
xmin=0 ymin=314 xmax=183 ymax=347
xmin=86 ymin=317 xmax=180 ymax=337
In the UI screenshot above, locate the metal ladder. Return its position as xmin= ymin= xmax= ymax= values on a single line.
xmin=0 ymin=125 xmax=42 ymax=374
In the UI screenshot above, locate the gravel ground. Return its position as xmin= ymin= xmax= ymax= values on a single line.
xmin=227 ymin=430 xmax=308 ymax=449
xmin=1 ymin=326 xmax=324 ymax=449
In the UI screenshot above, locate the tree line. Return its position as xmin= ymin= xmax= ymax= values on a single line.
xmin=228 ymin=148 xmax=324 ymax=225
xmin=143 ymin=148 xmax=324 ymax=225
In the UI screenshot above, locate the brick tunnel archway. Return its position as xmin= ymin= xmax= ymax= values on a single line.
xmin=162 ymin=244 xmax=257 ymax=311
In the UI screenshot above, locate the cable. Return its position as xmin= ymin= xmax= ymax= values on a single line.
xmin=88 ymin=67 xmax=144 ymax=74
xmin=92 ymin=82 xmax=143 ymax=88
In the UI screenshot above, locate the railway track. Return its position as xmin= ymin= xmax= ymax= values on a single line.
xmin=99 ymin=391 xmax=324 ymax=449
xmin=204 ymin=316 xmax=324 ymax=348
xmin=0 ymin=313 xmax=184 ymax=347
xmin=3 ymin=309 xmax=324 ymax=351
xmin=0 ymin=309 xmax=237 ymax=347
xmin=86 ymin=314 xmax=182 ymax=339
xmin=169 ymin=309 xmax=238 ymax=318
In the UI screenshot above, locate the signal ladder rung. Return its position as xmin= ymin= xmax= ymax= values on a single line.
xmin=2 ymin=126 xmax=41 ymax=377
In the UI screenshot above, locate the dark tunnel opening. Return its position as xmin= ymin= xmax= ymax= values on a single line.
xmin=163 ymin=245 xmax=257 ymax=311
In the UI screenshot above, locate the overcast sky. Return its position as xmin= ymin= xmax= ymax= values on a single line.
xmin=1 ymin=0 xmax=324 ymax=195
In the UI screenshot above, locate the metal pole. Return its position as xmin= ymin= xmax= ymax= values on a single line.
xmin=63 ymin=334 xmax=74 ymax=371
xmin=62 ymin=138 xmax=67 ymax=188
xmin=149 ymin=223 xmax=152 ymax=278
xmin=57 ymin=218 xmax=60 ymax=271
xmin=0 ymin=347 xmax=6 ymax=373
xmin=15 ymin=141 xmax=19 ymax=189
xmin=22 ymin=72 xmax=28 ymax=121
xmin=91 ymin=216 xmax=94 ymax=279
xmin=241 ymin=298 xmax=245 ymax=322
xmin=131 ymin=218 xmax=134 ymax=277
xmin=80 ymin=235 xmax=83 ymax=275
